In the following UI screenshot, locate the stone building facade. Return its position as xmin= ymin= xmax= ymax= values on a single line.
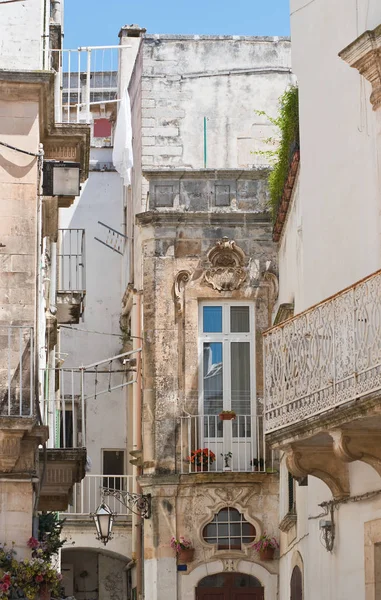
xmin=120 ymin=29 xmax=293 ymax=600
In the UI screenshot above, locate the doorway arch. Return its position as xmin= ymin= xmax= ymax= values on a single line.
xmin=196 ymin=573 xmax=264 ymax=599
xmin=290 ymin=565 xmax=303 ymax=600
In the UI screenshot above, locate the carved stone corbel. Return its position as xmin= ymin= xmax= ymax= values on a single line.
xmin=331 ymin=428 xmax=381 ymax=478
xmin=173 ymin=270 xmax=191 ymax=317
xmin=0 ymin=430 xmax=25 ymax=472
xmin=339 ymin=24 xmax=381 ymax=111
xmin=286 ymin=441 xmax=350 ymax=499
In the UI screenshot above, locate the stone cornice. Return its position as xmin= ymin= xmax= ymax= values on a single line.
xmin=339 ymin=24 xmax=381 ymax=111
xmin=136 ymin=210 xmax=271 ymax=227
xmin=142 ymin=168 xmax=270 ymax=181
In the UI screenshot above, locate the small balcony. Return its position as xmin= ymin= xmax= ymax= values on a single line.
xmin=178 ymin=414 xmax=269 ymax=474
xmin=56 ymin=228 xmax=86 ymax=324
xmin=63 ymin=474 xmax=134 ymax=518
xmin=264 ymin=269 xmax=381 ymax=436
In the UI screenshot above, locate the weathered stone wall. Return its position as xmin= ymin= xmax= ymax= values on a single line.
xmin=0 ymin=0 xmax=44 ymax=71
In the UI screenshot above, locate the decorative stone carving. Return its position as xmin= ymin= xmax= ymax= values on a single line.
xmin=173 ymin=270 xmax=191 ymax=316
xmin=339 ymin=24 xmax=381 ymax=111
xmin=203 ymin=239 xmax=247 ymax=292
xmin=286 ymin=440 xmax=350 ymax=499
xmin=223 ymin=559 xmax=238 ymax=572
xmin=0 ymin=431 xmax=24 ymax=472
xmin=331 ymin=428 xmax=381 ymax=478
xmin=262 ymin=271 xmax=279 ymax=304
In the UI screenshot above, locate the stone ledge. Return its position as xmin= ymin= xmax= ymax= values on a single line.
xmin=136 ymin=211 xmax=271 ymax=227
xmin=38 ymin=447 xmax=86 ymax=511
xmin=279 ymin=511 xmax=297 ymax=533
xmin=143 ymin=168 xmax=270 ymax=180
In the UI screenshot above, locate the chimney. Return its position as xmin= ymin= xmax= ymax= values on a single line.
xmin=118 ymin=25 xmax=146 ymax=93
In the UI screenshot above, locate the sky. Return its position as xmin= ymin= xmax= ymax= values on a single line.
xmin=63 ymin=0 xmax=290 ymax=49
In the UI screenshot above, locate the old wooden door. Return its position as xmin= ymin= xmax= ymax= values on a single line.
xmin=196 ymin=573 xmax=264 ymax=600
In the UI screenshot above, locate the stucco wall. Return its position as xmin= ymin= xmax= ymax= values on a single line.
xmin=0 ymin=0 xmax=44 ymax=71
xmin=59 ymin=148 xmax=127 ymax=474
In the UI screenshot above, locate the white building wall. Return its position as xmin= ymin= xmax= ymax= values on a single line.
xmin=276 ymin=1 xmax=381 ymax=599
xmin=59 ymin=147 xmax=127 ymax=473
xmin=0 ymin=0 xmax=44 ymax=71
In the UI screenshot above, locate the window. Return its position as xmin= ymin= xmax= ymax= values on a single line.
xmin=290 ymin=566 xmax=303 ymax=600
xmin=199 ymin=303 xmax=254 ymax=421
xmin=203 ymin=507 xmax=256 ymax=550
xmin=103 ymin=450 xmax=125 ymax=490
xmin=288 ymin=471 xmax=295 ymax=513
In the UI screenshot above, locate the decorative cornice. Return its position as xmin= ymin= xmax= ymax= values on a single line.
xmin=136 ymin=211 xmax=271 ymax=227
xmin=339 ymin=24 xmax=381 ymax=111
xmin=142 ymin=168 xmax=270 ymax=181
xmin=279 ymin=511 xmax=297 ymax=533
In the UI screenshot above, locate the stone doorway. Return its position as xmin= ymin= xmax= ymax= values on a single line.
xmin=196 ymin=573 xmax=264 ymax=600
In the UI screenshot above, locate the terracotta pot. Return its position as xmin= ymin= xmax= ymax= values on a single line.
xmin=178 ymin=547 xmax=195 ymax=563
xmin=219 ymin=413 xmax=235 ymax=421
xmin=38 ymin=584 xmax=51 ymax=600
xmin=259 ymin=547 xmax=275 ymax=561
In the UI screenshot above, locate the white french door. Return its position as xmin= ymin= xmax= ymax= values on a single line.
xmin=198 ymin=302 xmax=256 ymax=471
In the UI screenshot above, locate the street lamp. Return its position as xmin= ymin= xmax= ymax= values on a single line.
xmin=42 ymin=160 xmax=81 ymax=197
xmin=92 ymin=502 xmax=115 ymax=546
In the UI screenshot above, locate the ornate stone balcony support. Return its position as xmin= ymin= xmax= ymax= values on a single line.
xmin=38 ymin=448 xmax=87 ymax=511
xmin=339 ymin=24 xmax=381 ymax=111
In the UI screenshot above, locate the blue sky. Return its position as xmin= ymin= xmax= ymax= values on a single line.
xmin=63 ymin=0 xmax=290 ymax=49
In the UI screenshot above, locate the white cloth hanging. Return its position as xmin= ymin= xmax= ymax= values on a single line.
xmin=112 ymin=88 xmax=133 ymax=185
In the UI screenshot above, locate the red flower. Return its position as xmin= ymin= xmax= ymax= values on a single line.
xmin=2 ymin=575 xmax=10 ymax=584
xmin=1 ymin=582 xmax=10 ymax=592
xmin=27 ymin=537 xmax=39 ymax=550
xmin=35 ymin=574 xmax=44 ymax=583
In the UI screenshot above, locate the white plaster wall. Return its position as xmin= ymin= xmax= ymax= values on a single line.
xmin=59 ymin=147 xmax=127 ymax=472
xmin=0 ymin=0 xmax=44 ymax=70
xmin=275 ymin=2 xmax=381 ymax=599
xmin=63 ymin=522 xmax=132 ymax=560
xmin=290 ymin=0 xmax=381 ymax=309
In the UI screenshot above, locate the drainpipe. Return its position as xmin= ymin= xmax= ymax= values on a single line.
xmin=134 ymin=290 xmax=143 ymax=599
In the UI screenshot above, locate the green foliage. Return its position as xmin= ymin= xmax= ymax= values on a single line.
xmin=255 ymin=86 xmax=299 ymax=221
xmin=38 ymin=512 xmax=67 ymax=561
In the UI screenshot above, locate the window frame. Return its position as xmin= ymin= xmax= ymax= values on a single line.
xmin=198 ymin=301 xmax=256 ymax=417
xmin=202 ymin=507 xmax=256 ymax=551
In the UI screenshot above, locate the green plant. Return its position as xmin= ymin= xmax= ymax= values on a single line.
xmin=38 ymin=512 xmax=67 ymax=561
xmin=254 ymin=85 xmax=299 ymax=221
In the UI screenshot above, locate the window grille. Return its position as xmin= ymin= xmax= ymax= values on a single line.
xmin=203 ymin=507 xmax=256 ymax=550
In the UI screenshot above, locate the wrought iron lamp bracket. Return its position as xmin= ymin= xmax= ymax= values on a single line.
xmin=102 ymin=487 xmax=152 ymax=519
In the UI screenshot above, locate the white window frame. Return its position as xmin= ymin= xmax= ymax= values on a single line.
xmin=198 ymin=301 xmax=256 ymax=418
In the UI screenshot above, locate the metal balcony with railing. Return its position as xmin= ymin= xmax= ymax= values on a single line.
xmin=264 ymin=270 xmax=381 ymax=433
xmin=0 ymin=326 xmax=34 ymax=417
xmin=63 ymin=474 xmax=134 ymax=517
xmin=179 ymin=414 xmax=268 ymax=473
xmin=56 ymin=228 xmax=86 ymax=324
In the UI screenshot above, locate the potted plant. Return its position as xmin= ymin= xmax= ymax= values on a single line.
xmin=221 ymin=451 xmax=232 ymax=471
xmin=250 ymin=458 xmax=265 ymax=472
xmin=252 ymin=533 xmax=279 ymax=561
xmin=0 ymin=540 xmax=63 ymax=600
xmin=219 ymin=410 xmax=236 ymax=421
xmin=170 ymin=537 xmax=195 ymax=563
xmin=186 ymin=448 xmax=216 ymax=471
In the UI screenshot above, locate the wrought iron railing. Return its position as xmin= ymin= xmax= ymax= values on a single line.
xmin=264 ymin=269 xmax=381 ymax=433
xmin=57 ymin=229 xmax=85 ymax=293
xmin=178 ymin=414 xmax=268 ymax=473
xmin=63 ymin=474 xmax=134 ymax=516
xmin=0 ymin=326 xmax=34 ymax=417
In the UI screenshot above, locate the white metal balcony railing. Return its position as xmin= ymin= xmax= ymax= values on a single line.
xmin=41 ymin=347 xmax=141 ymax=450
xmin=0 ymin=326 xmax=34 ymax=417
xmin=49 ymin=46 xmax=128 ymax=124
xmin=63 ymin=474 xmax=134 ymax=516
xmin=264 ymin=270 xmax=381 ymax=433
xmin=179 ymin=414 xmax=268 ymax=474
xmin=57 ymin=229 xmax=85 ymax=293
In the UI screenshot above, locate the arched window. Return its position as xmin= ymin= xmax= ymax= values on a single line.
xmin=290 ymin=566 xmax=303 ymax=600
xmin=202 ymin=507 xmax=256 ymax=550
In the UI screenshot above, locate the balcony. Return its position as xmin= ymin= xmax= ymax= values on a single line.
xmin=263 ymin=270 xmax=381 ymax=498
xmin=63 ymin=474 xmax=134 ymax=518
xmin=264 ymin=270 xmax=381 ymax=436
xmin=56 ymin=228 xmax=86 ymax=324
xmin=178 ymin=415 xmax=269 ymax=474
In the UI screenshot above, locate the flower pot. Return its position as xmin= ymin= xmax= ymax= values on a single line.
xmin=219 ymin=413 xmax=235 ymax=421
xmin=259 ymin=547 xmax=275 ymax=561
xmin=38 ymin=584 xmax=51 ymax=600
xmin=178 ymin=547 xmax=195 ymax=563
xmin=196 ymin=464 xmax=208 ymax=472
